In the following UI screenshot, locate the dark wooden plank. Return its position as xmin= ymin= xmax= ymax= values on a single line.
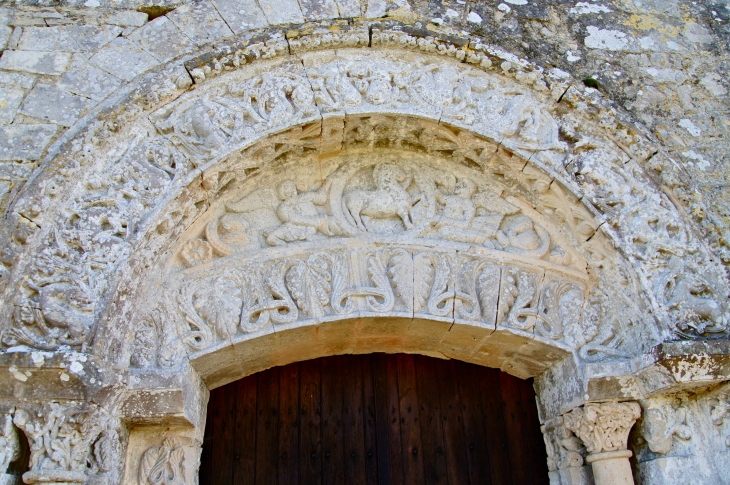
xmin=255 ymin=367 xmax=280 ymax=485
xmin=521 ymin=378 xmax=550 ymax=485
xmin=415 ymin=355 xmax=448 ymax=485
xmin=478 ymin=367 xmax=512 ymax=485
xmin=436 ymin=359 xmax=470 ymax=485
xmin=500 ymin=372 xmax=530 ymax=485
xmin=342 ymin=355 xmax=366 ymax=485
xmin=455 ymin=362 xmax=492 ymax=485
xmin=372 ymin=353 xmax=403 ymax=485
xmin=279 ymin=362 xmax=300 ymax=485
xmin=321 ymin=355 xmax=345 ymax=485
xmin=200 ymin=354 xmax=548 ymax=485
xmin=233 ymin=375 xmax=257 ymax=485
xmin=199 ymin=390 xmax=215 ymax=485
xmin=211 ymin=384 xmax=235 ymax=485
xmin=395 ymin=354 xmax=425 ymax=485
xmin=362 ymin=355 xmax=379 ymax=485
xmin=300 ymin=358 xmax=322 ymax=485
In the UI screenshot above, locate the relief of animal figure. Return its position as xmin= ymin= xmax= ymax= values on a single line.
xmin=343 ymin=163 xmax=415 ymax=231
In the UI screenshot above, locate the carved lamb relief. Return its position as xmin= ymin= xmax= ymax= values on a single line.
xmin=173 ymin=153 xmax=581 ymax=272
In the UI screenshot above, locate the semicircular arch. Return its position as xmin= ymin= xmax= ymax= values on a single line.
xmin=0 ymin=42 xmax=726 ymax=380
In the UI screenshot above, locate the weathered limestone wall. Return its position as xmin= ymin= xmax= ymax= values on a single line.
xmin=0 ymin=0 xmax=728 ymax=269
xmin=0 ymin=1 xmax=728 ymax=485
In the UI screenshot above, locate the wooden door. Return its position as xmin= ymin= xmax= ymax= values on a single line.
xmin=199 ymin=354 xmax=549 ymax=485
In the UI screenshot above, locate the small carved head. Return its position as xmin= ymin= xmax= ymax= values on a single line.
xmin=277 ymin=180 xmax=298 ymax=201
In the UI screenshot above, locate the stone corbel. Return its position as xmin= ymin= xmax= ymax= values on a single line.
xmin=564 ymin=401 xmax=641 ymax=485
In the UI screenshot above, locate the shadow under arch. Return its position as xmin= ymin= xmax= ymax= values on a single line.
xmin=192 ymin=315 xmax=572 ymax=390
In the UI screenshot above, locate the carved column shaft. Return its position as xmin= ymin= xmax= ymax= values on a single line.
xmin=564 ymin=401 xmax=641 ymax=485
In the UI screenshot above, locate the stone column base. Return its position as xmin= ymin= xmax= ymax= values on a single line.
xmin=549 ymin=465 xmax=595 ymax=485
xmin=586 ymin=450 xmax=634 ymax=485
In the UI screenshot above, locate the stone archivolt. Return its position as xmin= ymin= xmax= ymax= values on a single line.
xmin=0 ymin=21 xmax=727 ymax=485
xmin=0 ymin=45 xmax=725 ymax=376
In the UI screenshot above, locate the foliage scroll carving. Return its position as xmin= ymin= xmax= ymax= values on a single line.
xmin=0 ymin=48 xmax=726 ymax=364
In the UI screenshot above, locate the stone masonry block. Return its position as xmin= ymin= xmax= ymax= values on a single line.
xmin=17 ymin=25 xmax=122 ymax=52
xmin=19 ymin=84 xmax=91 ymax=127
xmin=258 ymin=0 xmax=305 ymax=25
xmin=336 ymin=0 xmax=361 ymax=17
xmin=100 ymin=10 xmax=148 ymax=27
xmin=0 ymin=50 xmax=71 ymax=75
xmin=0 ymin=25 xmax=11 ymax=50
xmin=127 ymin=16 xmax=196 ymax=63
xmin=167 ymin=0 xmax=233 ymax=46
xmin=59 ymin=64 xmax=122 ymax=101
xmin=0 ymin=123 xmax=56 ymax=160
xmin=210 ymin=0 xmax=268 ymax=34
xmin=0 ymin=86 xmax=24 ymax=124
xmin=89 ymin=37 xmax=159 ymax=81
xmin=0 ymin=71 xmax=35 ymax=90
xmin=298 ymin=0 xmax=339 ymax=21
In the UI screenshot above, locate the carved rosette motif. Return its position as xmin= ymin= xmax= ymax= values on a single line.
xmin=563 ymin=402 xmax=641 ymax=455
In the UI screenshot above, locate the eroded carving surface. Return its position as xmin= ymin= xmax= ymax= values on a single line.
xmin=541 ymin=418 xmax=585 ymax=472
xmin=564 ymin=401 xmax=641 ymax=455
xmin=0 ymin=412 xmax=20 ymax=476
xmin=12 ymin=402 xmax=119 ymax=485
xmin=139 ymin=438 xmax=195 ymax=485
xmin=640 ymin=400 xmax=692 ymax=454
xmin=0 ymin=48 xmax=724 ymax=366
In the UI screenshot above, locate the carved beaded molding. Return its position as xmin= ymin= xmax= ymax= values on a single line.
xmin=0 ymin=28 xmax=728 ymax=378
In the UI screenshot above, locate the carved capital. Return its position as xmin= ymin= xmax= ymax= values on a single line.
xmin=0 ymin=411 xmax=20 ymax=475
xmin=540 ymin=417 xmax=585 ymax=472
xmin=563 ymin=401 xmax=641 ymax=455
xmin=12 ymin=402 xmax=120 ymax=485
